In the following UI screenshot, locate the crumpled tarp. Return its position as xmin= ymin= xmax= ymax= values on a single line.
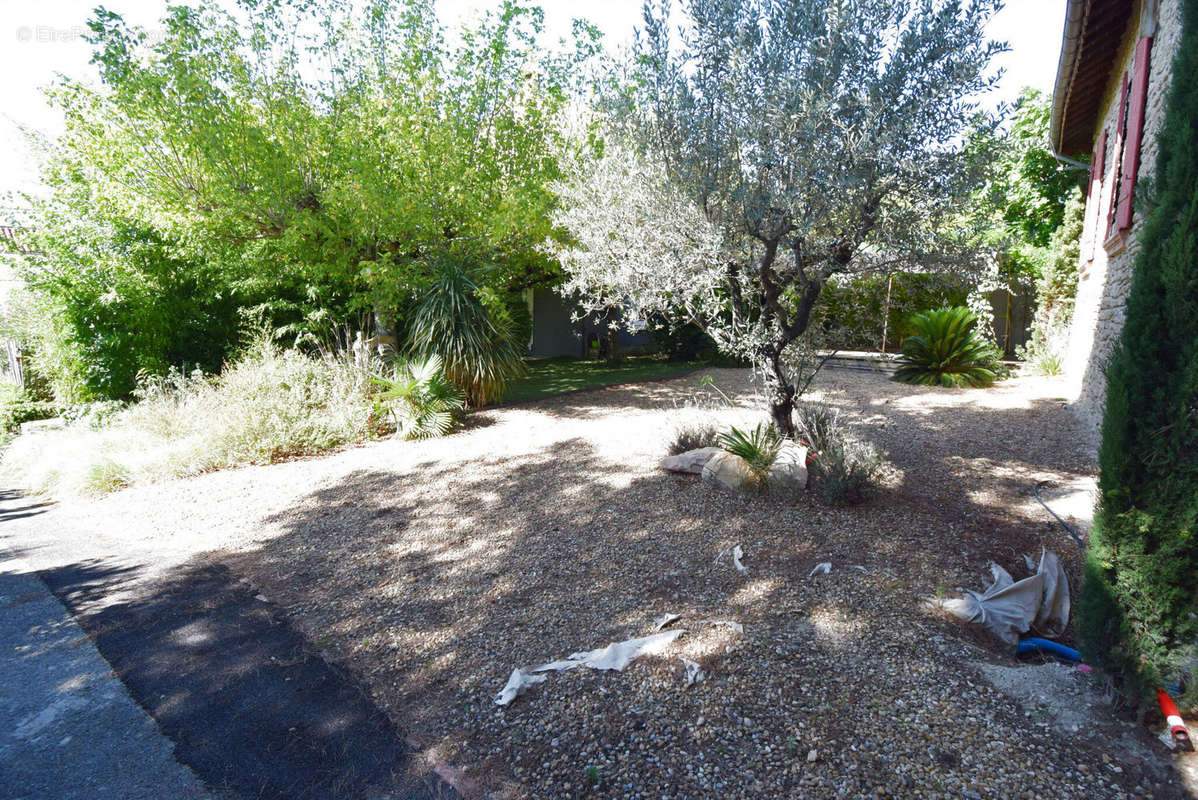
xmin=941 ymin=549 xmax=1070 ymax=645
xmin=495 ymin=630 xmax=685 ymax=705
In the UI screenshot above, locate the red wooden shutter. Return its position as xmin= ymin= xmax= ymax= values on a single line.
xmin=1115 ymin=36 xmax=1154 ymax=231
xmin=1106 ymin=73 xmax=1130 ymax=239
xmin=1085 ymin=129 xmax=1108 ymax=261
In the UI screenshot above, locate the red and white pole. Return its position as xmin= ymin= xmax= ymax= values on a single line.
xmin=1157 ymin=688 xmax=1192 ymax=748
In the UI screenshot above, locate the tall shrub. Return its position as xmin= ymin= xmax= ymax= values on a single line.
xmin=1078 ymin=0 xmax=1198 ymax=707
xmin=407 ymin=257 xmax=526 ymax=406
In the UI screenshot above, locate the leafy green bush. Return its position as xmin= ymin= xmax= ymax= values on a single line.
xmin=0 ymin=384 xmax=59 ymax=433
xmin=893 ymin=307 xmax=1001 ymax=388
xmin=60 ymin=400 xmax=126 ymax=429
xmin=718 ymin=423 xmax=782 ymax=491
xmin=9 ymin=220 xmax=243 ymax=401
xmin=0 ymin=339 xmax=376 ymax=497
xmin=649 ymin=319 xmax=722 ymax=362
xmin=372 ymin=355 xmax=465 ymax=440
xmin=794 ymin=402 xmax=885 ymax=506
xmin=666 ymin=418 xmax=721 ymax=455
xmin=1078 ymin=0 xmax=1198 ymax=709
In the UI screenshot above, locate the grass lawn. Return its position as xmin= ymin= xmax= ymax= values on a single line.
xmin=497 ymin=356 xmax=704 ymax=405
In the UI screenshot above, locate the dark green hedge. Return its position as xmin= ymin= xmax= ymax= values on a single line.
xmin=1078 ymin=0 xmax=1198 ymax=708
xmin=811 ymin=273 xmax=972 ymax=352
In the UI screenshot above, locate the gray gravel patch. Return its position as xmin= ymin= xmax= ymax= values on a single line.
xmin=4 ymin=368 xmax=1194 ymax=798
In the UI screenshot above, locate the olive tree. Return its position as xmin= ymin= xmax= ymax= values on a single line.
xmin=555 ymin=0 xmax=1003 ymax=435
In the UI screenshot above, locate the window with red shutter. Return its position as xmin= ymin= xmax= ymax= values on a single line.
xmin=1115 ymin=36 xmax=1153 ymax=231
xmin=1105 ymin=73 xmax=1130 ymax=241
xmin=1084 ymin=129 xmax=1108 ymax=263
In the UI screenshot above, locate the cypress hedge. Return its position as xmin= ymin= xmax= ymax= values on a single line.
xmin=1078 ymin=0 xmax=1198 ymax=707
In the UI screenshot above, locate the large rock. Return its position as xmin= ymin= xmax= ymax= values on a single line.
xmin=660 ymin=447 xmax=723 ymax=474
xmin=769 ymin=441 xmax=809 ymax=490
xmin=701 ymin=451 xmax=758 ymax=491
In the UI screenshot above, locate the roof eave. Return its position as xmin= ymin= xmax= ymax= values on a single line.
xmin=1051 ymin=0 xmax=1092 ymax=155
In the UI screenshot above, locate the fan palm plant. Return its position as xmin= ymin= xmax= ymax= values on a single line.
xmin=718 ymin=423 xmax=783 ymax=490
xmin=407 ymin=257 xmax=526 ymax=407
xmin=893 ymin=307 xmax=999 ymax=388
xmin=371 ymin=355 xmax=464 ymax=439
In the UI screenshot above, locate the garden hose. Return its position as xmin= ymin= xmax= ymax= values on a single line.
xmin=1033 ymin=480 xmax=1086 ymax=552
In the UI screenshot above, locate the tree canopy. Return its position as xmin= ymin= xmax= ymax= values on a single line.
xmin=982 ymin=88 xmax=1083 ymax=250
xmin=15 ymin=0 xmax=597 ymax=399
xmin=555 ymin=0 xmax=1004 ymax=434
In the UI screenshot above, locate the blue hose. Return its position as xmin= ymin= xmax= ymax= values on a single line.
xmin=1016 ymin=637 xmax=1082 ymax=663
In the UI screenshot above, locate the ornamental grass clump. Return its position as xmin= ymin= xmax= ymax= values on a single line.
xmin=0 ymin=337 xmax=377 ymax=497
xmin=794 ymin=401 xmax=885 ymax=506
xmin=893 ymin=307 xmax=1000 ymax=388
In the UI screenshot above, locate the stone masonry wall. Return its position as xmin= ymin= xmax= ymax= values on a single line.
xmin=1064 ymin=0 xmax=1183 ymax=450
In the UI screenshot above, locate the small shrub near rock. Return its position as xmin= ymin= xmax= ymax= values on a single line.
xmin=666 ymin=418 xmax=721 ymax=455
xmin=808 ymin=437 xmax=884 ymax=505
xmin=794 ymin=402 xmax=885 ymax=505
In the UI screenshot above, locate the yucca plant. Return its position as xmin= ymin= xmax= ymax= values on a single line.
xmin=893 ymin=307 xmax=999 ymax=388
xmin=371 ymin=355 xmax=464 ymax=440
xmin=718 ymin=423 xmax=782 ymax=490
xmin=407 ymin=257 xmax=527 ymax=407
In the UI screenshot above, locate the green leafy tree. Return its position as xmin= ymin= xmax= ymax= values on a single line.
xmin=18 ymin=0 xmax=596 ymax=400
xmin=1078 ymin=0 xmax=1198 ymax=707
xmin=555 ymin=0 xmax=1003 ymax=436
xmin=984 ymin=88 xmax=1083 ymax=249
xmin=966 ymin=88 xmax=1084 ymax=359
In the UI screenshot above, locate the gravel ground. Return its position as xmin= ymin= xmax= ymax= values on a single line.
xmin=5 ymin=367 xmax=1195 ymax=799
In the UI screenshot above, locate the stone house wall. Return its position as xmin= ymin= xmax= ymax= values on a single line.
xmin=1064 ymin=0 xmax=1183 ymax=449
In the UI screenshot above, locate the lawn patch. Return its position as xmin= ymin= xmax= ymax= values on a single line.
xmin=497 ymin=357 xmax=702 ymax=405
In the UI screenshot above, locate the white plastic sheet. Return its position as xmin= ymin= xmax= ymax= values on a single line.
xmin=494 ymin=630 xmax=685 ymax=706
xmin=715 ymin=544 xmax=748 ymax=574
xmin=682 ymin=658 xmax=706 ymax=686
xmin=941 ymin=549 xmax=1070 ymax=645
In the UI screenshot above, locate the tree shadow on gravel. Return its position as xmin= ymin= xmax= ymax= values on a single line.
xmin=0 ymin=489 xmax=52 ymax=524
xmin=200 ymin=407 xmax=1184 ymax=798
xmin=222 ymin=437 xmax=824 ymax=792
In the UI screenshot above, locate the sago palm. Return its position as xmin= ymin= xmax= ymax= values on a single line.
xmin=893 ymin=307 xmax=999 ymax=388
